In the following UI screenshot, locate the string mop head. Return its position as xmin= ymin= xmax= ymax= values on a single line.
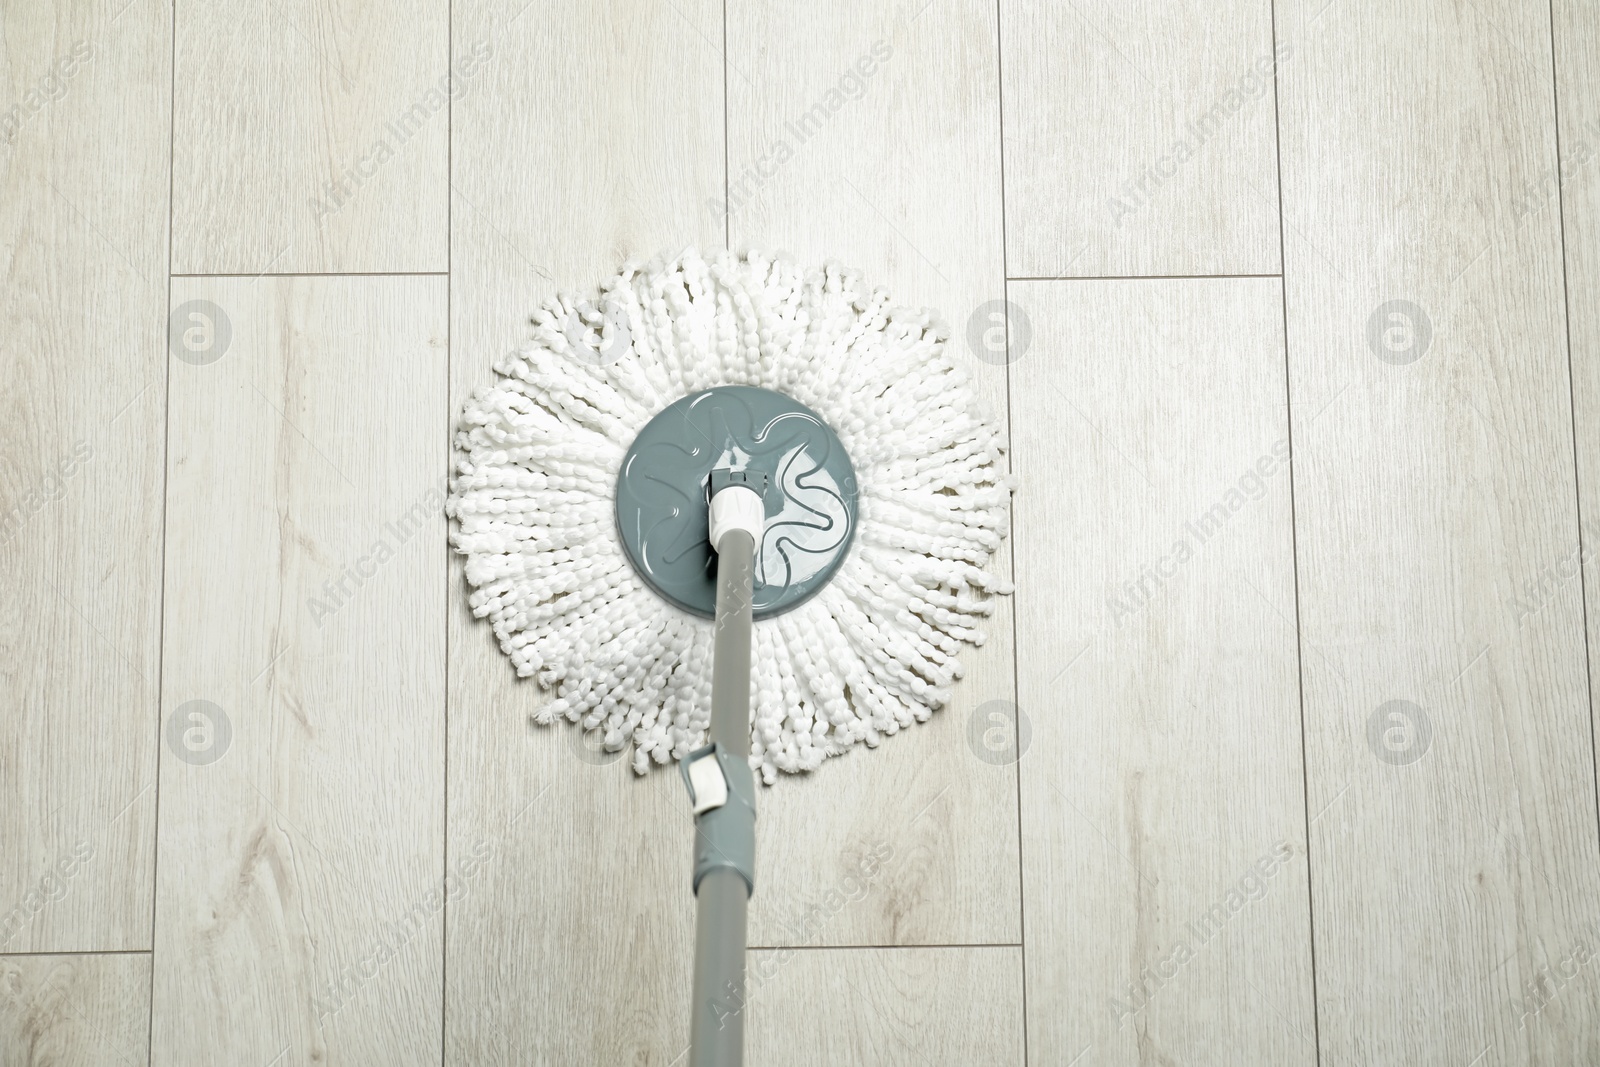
xmin=448 ymin=248 xmax=1013 ymax=783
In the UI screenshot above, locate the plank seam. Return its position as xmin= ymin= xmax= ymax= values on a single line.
xmin=995 ymin=0 xmax=1031 ymax=1063
xmin=1267 ymin=1 xmax=1324 ymax=1063
xmin=1546 ymin=0 xmax=1600 ymax=893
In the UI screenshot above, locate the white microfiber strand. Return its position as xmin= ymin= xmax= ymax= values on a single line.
xmin=448 ymin=248 xmax=1014 ymax=783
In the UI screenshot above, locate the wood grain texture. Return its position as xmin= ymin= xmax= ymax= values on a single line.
xmin=1557 ymin=0 xmax=1600 ymax=901
xmin=152 ymin=277 xmax=447 ymax=1064
xmin=0 ymin=0 xmax=167 ymax=953
xmin=0 ymin=953 xmax=151 ymax=1067
xmin=10 ymin=0 xmax=1596 ymax=1062
xmin=1276 ymin=2 xmax=1600 ymax=1062
xmin=444 ymin=2 xmax=724 ymax=1063
xmin=999 ymin=0 xmax=1280 ymax=278
xmin=172 ymin=0 xmax=449 ymax=273
xmin=745 ymin=946 xmax=1024 ymax=1065
xmin=725 ymin=0 xmax=1020 ymax=948
xmin=1010 ymin=278 xmax=1315 ymax=1064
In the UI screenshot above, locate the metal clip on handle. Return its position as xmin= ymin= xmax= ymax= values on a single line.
xmin=684 ymin=468 xmax=766 ymax=1067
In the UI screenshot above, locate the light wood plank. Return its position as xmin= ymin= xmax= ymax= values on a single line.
xmin=444 ymin=1 xmax=724 ymax=1063
xmin=999 ymin=0 xmax=1280 ymax=278
xmin=0 ymin=953 xmax=151 ymax=1067
xmin=172 ymin=0 xmax=450 ymax=273
xmin=0 ymin=0 xmax=168 ymax=953
xmin=1011 ymin=278 xmax=1315 ymax=1064
xmin=1558 ymin=0 xmax=1600 ymax=918
xmin=152 ymin=277 xmax=447 ymax=1063
xmin=1277 ymin=2 xmax=1600 ymax=1062
xmin=745 ymin=946 xmax=1024 ymax=1065
xmin=725 ymin=0 xmax=1019 ymax=948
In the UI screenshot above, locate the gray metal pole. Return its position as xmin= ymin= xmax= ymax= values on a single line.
xmin=706 ymin=529 xmax=754 ymax=756
xmin=690 ymin=870 xmax=749 ymax=1064
xmin=689 ymin=527 xmax=755 ymax=1067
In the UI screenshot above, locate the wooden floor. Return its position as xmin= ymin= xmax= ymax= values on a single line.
xmin=3 ymin=1 xmax=1599 ymax=1064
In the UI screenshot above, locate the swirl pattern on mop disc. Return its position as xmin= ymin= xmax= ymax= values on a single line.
xmin=615 ymin=385 xmax=859 ymax=621
xmin=448 ymin=248 xmax=1013 ymax=782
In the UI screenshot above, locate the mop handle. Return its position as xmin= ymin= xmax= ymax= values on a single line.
xmin=684 ymin=472 xmax=765 ymax=1067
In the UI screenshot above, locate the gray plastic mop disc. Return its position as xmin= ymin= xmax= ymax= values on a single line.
xmin=615 ymin=385 xmax=859 ymax=620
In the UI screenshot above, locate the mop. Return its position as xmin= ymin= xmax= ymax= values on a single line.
xmin=447 ymin=247 xmax=1013 ymax=1064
